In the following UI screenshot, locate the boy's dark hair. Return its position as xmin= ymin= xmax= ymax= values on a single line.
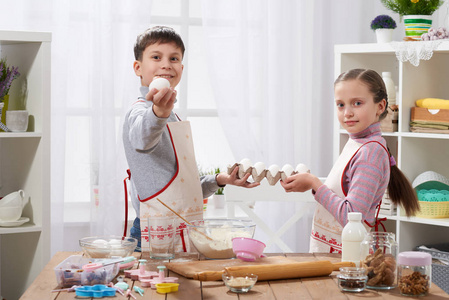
xmin=134 ymin=26 xmax=185 ymax=61
xmin=335 ymin=68 xmax=420 ymax=217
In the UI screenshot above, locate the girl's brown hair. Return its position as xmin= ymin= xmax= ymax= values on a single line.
xmin=335 ymin=69 xmax=420 ymax=217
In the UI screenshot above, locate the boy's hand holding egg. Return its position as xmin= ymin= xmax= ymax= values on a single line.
xmin=147 ymin=77 xmax=176 ymax=118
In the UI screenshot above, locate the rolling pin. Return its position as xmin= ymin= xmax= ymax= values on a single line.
xmin=193 ymin=260 xmax=355 ymax=281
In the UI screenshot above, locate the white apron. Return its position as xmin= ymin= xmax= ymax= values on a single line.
xmin=139 ymin=121 xmax=203 ymax=253
xmin=310 ymin=139 xmax=376 ymax=253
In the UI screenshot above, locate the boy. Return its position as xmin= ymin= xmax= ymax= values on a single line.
xmin=123 ymin=26 xmax=258 ymax=252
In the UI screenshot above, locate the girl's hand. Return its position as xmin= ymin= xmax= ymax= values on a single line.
xmin=216 ymin=166 xmax=260 ymax=188
xmin=147 ymin=87 xmax=177 ymax=118
xmin=280 ymin=172 xmax=322 ymax=193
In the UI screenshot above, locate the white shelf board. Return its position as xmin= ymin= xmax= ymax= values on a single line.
xmin=0 ymin=224 xmax=42 ymax=234
xmin=0 ymin=30 xmax=51 ymax=44
xmin=0 ymin=132 xmax=42 ymax=138
xmin=335 ymin=41 xmax=449 ymax=54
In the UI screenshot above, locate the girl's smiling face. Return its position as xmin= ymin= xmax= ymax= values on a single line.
xmin=335 ymin=79 xmax=386 ymax=134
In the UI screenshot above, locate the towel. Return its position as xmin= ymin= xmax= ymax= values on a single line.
xmin=416 ymin=98 xmax=449 ymax=110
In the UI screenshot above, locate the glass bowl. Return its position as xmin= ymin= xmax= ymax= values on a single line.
xmin=79 ymin=236 xmax=137 ymax=258
xmin=337 ymin=267 xmax=367 ymax=292
xmin=187 ymin=219 xmax=256 ymax=259
xmin=222 ymin=273 xmax=258 ymax=293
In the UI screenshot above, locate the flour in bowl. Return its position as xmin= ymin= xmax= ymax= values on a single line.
xmin=189 ymin=227 xmax=252 ymax=259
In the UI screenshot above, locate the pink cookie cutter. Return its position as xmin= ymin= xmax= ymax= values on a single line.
xmin=124 ymin=259 xmax=158 ymax=281
xmin=141 ymin=265 xmax=178 ymax=289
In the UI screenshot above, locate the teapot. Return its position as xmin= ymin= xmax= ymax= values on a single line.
xmin=0 ymin=190 xmax=28 ymax=222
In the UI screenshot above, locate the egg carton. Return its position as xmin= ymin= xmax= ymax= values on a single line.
xmin=227 ymin=159 xmax=310 ymax=186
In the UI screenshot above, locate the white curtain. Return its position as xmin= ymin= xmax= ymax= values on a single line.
xmin=200 ymin=0 xmax=417 ymax=252
xmin=1 ymin=0 xmax=446 ymax=256
xmin=0 ymin=0 xmax=153 ymax=255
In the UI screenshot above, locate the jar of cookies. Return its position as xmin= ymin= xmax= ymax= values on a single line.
xmin=360 ymin=232 xmax=398 ymax=290
xmin=397 ymin=251 xmax=432 ymax=297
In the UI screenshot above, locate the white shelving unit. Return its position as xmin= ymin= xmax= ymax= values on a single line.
xmin=334 ymin=42 xmax=449 ymax=253
xmin=0 ymin=30 xmax=51 ymax=299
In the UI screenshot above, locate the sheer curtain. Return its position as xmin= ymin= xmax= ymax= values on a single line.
xmin=0 ymin=0 xmax=153 ymax=255
xmin=201 ymin=0 xmax=402 ymax=252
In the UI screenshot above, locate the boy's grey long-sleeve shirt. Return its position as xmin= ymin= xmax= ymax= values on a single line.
xmin=123 ymin=86 xmax=220 ymax=216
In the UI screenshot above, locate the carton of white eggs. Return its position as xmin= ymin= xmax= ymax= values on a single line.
xmin=227 ymin=159 xmax=310 ymax=186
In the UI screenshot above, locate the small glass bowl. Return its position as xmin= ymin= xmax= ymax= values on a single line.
xmin=337 ymin=267 xmax=367 ymax=292
xmin=222 ymin=273 xmax=258 ymax=293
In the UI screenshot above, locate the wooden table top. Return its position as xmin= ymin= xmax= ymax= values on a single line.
xmin=21 ymin=251 xmax=449 ymax=300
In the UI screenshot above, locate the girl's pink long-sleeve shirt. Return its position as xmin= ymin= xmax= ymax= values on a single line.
xmin=314 ymin=122 xmax=390 ymax=227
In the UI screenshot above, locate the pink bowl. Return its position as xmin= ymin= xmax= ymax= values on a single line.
xmin=232 ymin=237 xmax=266 ymax=262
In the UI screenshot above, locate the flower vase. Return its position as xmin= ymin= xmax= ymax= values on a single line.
xmin=375 ymin=29 xmax=394 ymax=43
xmin=403 ymin=15 xmax=432 ymax=41
xmin=0 ymin=95 xmax=10 ymax=132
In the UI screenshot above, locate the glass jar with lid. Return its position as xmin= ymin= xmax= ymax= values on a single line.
xmin=397 ymin=251 xmax=432 ymax=297
xmin=360 ymin=232 xmax=398 ymax=290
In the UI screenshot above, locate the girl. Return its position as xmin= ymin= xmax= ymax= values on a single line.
xmin=281 ymin=69 xmax=419 ymax=253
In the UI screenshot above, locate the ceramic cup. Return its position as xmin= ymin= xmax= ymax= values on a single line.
xmin=6 ymin=110 xmax=29 ymax=132
xmin=0 ymin=190 xmax=27 ymax=208
xmin=148 ymin=217 xmax=175 ymax=259
xmin=0 ymin=206 xmax=22 ymax=222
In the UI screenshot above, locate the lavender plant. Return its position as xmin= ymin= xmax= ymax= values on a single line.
xmin=371 ymin=15 xmax=397 ymax=30
xmin=0 ymin=57 xmax=20 ymax=101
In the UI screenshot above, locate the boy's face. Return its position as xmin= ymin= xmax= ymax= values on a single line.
xmin=133 ymin=41 xmax=184 ymax=88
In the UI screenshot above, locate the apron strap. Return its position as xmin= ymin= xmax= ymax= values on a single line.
xmin=364 ymin=201 xmax=387 ymax=232
xmin=123 ymin=169 xmax=132 ymax=237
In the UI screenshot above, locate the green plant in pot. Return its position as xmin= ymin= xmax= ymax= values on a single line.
xmin=380 ymin=0 xmax=443 ymax=17
xmin=213 ymin=167 xmax=226 ymax=209
xmin=214 ymin=167 xmax=224 ymax=195
xmin=0 ymin=57 xmax=21 ymax=131
xmin=380 ymin=0 xmax=444 ymax=40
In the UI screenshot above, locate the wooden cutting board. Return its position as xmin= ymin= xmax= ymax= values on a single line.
xmin=166 ymin=256 xmax=294 ymax=279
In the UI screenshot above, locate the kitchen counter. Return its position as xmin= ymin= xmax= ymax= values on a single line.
xmin=21 ymin=251 xmax=448 ymax=299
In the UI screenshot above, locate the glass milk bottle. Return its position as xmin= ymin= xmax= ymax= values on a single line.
xmin=342 ymin=212 xmax=367 ymax=267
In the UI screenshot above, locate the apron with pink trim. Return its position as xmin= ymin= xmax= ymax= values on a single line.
xmin=139 ymin=121 xmax=203 ymax=253
xmin=309 ymin=139 xmax=386 ymax=253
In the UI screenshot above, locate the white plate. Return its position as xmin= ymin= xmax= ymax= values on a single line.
xmin=0 ymin=217 xmax=30 ymax=227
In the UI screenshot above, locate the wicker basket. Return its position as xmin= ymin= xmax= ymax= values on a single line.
xmin=416 ymin=201 xmax=449 ymax=218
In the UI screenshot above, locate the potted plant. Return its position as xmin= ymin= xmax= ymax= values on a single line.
xmin=0 ymin=57 xmax=20 ymax=131
xmin=380 ymin=0 xmax=444 ymax=40
xmin=371 ymin=15 xmax=397 ymax=43
xmin=213 ymin=167 xmax=226 ymax=208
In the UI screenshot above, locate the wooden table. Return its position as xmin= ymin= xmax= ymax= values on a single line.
xmin=21 ymin=251 xmax=449 ymax=299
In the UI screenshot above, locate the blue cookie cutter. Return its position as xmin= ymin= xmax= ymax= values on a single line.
xmin=75 ymin=284 xmax=116 ymax=298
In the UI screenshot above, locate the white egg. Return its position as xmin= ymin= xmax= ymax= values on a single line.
xmin=149 ymin=77 xmax=170 ymax=91
xmin=108 ymin=239 xmax=121 ymax=245
xmin=268 ymin=164 xmax=280 ymax=176
xmin=253 ymin=162 xmax=266 ymax=176
xmin=239 ymin=158 xmax=252 ymax=171
xmin=281 ymin=164 xmax=294 ymax=176
xmin=92 ymin=239 xmax=109 ymax=248
xmin=295 ymin=163 xmax=310 ymax=174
